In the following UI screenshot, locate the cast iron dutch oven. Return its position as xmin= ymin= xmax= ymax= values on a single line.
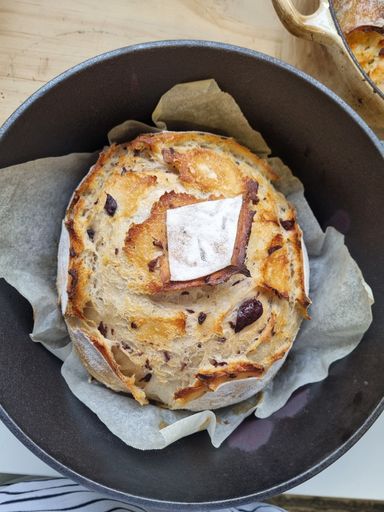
xmin=0 ymin=41 xmax=383 ymax=510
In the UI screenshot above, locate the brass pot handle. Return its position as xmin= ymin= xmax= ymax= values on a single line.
xmin=272 ymin=0 xmax=341 ymax=46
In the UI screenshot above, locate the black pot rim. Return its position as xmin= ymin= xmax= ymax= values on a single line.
xmin=0 ymin=39 xmax=383 ymax=511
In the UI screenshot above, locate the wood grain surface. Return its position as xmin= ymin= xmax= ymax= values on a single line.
xmin=0 ymin=0 xmax=287 ymax=125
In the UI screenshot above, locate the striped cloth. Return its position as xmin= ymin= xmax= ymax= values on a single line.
xmin=0 ymin=477 xmax=286 ymax=512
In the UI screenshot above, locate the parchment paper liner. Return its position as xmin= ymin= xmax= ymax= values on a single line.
xmin=0 ymin=80 xmax=373 ymax=449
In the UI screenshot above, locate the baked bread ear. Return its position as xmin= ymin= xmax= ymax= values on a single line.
xmin=57 ymin=131 xmax=310 ymax=410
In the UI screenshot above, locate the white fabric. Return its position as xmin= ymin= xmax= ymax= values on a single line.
xmin=0 ymin=477 xmax=286 ymax=511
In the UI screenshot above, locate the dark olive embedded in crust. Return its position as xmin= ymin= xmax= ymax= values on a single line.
xmin=104 ymin=193 xmax=117 ymax=216
xmin=233 ymin=298 xmax=263 ymax=333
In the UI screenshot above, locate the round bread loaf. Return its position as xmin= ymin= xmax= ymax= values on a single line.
xmin=57 ymin=131 xmax=310 ymax=411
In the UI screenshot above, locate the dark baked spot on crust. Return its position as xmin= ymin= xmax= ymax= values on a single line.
xmin=140 ymin=373 xmax=152 ymax=382
xmin=67 ymin=269 xmax=78 ymax=299
xmin=64 ymin=220 xmax=84 ymax=257
xmin=86 ymin=228 xmax=95 ymax=241
xmin=196 ymin=362 xmax=264 ymax=383
xmin=247 ymin=180 xmax=259 ymax=204
xmin=196 ymin=373 xmax=212 ymax=381
xmin=268 ymin=244 xmax=282 ymax=255
xmin=280 ymin=218 xmax=295 ymax=231
xmin=148 ymin=256 xmax=160 ymax=272
xmin=130 ymin=322 xmax=138 ymax=329
xmin=98 ymin=321 xmax=108 ymax=337
xmin=209 ymin=358 xmax=227 ymax=367
xmin=230 ymin=189 xmax=255 ymax=273
xmin=152 ymin=239 xmax=163 ymax=249
xmin=67 ymin=192 xmax=81 ymax=216
xmin=163 ymin=350 xmax=171 ymax=362
xmin=239 ymin=266 xmax=251 ymax=278
xmin=263 ymin=283 xmax=289 ymax=300
xmin=162 ymin=146 xmax=175 ymax=159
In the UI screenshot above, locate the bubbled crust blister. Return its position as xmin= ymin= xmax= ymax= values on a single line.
xmin=59 ymin=131 xmax=310 ymax=410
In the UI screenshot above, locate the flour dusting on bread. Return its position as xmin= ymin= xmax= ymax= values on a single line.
xmin=167 ymin=195 xmax=243 ymax=281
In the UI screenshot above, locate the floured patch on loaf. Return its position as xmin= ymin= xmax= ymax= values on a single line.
xmin=167 ymin=195 xmax=243 ymax=281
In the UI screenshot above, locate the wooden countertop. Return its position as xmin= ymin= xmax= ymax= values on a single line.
xmin=0 ymin=0 xmax=286 ymax=125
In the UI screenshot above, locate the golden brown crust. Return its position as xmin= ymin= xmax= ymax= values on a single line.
xmin=162 ymin=146 xmax=246 ymax=195
xmin=129 ymin=312 xmax=187 ymax=346
xmin=60 ymin=130 xmax=310 ymax=410
xmin=131 ymin=131 xmax=278 ymax=182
